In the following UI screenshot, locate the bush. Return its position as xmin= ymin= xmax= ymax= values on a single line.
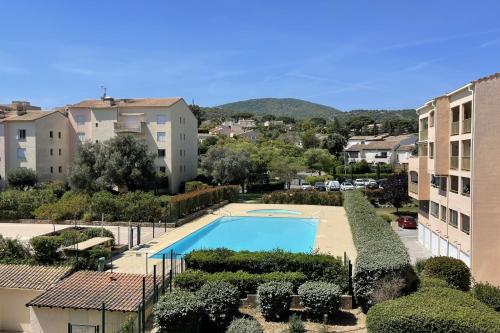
xmin=91 ymin=191 xmax=122 ymax=221
xmin=298 ymin=281 xmax=341 ymax=318
xmin=153 ymin=290 xmax=204 ymax=333
xmin=184 ymin=181 xmax=209 ymax=193
xmin=287 ymin=314 xmax=305 ymax=333
xmin=81 ymin=227 xmax=115 ymax=242
xmin=34 ymin=191 xmax=90 ymax=221
xmin=246 ymin=182 xmax=285 ymax=193
xmin=0 ymin=235 xmax=30 ymax=263
xmin=418 ymin=276 xmax=451 ymax=290
xmin=343 ymin=191 xmax=415 ymax=311
xmin=422 ymin=256 xmax=471 ymax=291
xmin=174 ymin=269 xmax=307 ymax=297
xmin=262 ymin=190 xmax=342 ymax=206
xmin=0 ymin=189 xmax=57 ymax=219
xmin=185 ymin=249 xmax=348 ymax=290
xmin=367 ymin=286 xmax=500 ymax=333
xmin=119 ymin=191 xmax=162 ymax=222
xmin=414 ymin=258 xmax=427 ymax=274
xmin=472 ymin=283 xmax=500 ymax=312
xmin=86 ymin=246 xmax=111 ymax=271
xmin=257 ymin=281 xmax=293 ymax=321
xmin=226 ymin=318 xmax=263 ymax=333
xmin=197 ymin=281 xmax=240 ymax=330
xmin=30 ymin=236 xmax=62 ymax=264
xmin=379 ymin=214 xmax=392 ymax=223
xmin=370 ymin=275 xmax=406 ymax=304
xmin=7 ymin=167 xmax=38 ymax=189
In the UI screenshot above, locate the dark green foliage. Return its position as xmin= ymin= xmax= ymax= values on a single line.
xmin=86 ymin=246 xmax=111 ymax=271
xmin=184 ymin=181 xmax=208 ymax=192
xmin=201 ymin=147 xmax=251 ymax=186
xmin=418 ymin=276 xmax=451 ymax=290
xmin=366 ymin=286 xmax=500 ymax=333
xmin=119 ymin=191 xmax=162 ymax=222
xmin=382 ymin=172 xmax=410 ymax=212
xmin=414 ymin=258 xmax=427 ymax=274
xmin=81 ymin=227 xmax=115 ymax=241
xmin=0 ymin=235 xmax=30 ymax=263
xmin=7 ymin=167 xmax=38 ymax=189
xmin=226 ymin=318 xmax=264 ymax=333
xmin=257 ymin=281 xmax=293 ymax=321
xmin=246 ymin=182 xmax=285 ymax=193
xmin=262 ymin=190 xmax=343 ymax=206
xmin=185 ymin=249 xmax=348 ymax=290
xmin=422 ymin=256 xmax=471 ymax=291
xmin=30 ymin=236 xmax=63 ymax=264
xmin=174 ymin=270 xmax=307 ymax=296
xmin=298 ymin=281 xmax=341 ymax=318
xmin=287 ymin=314 xmax=306 ymax=333
xmin=0 ymin=188 xmax=57 ymax=219
xmin=343 ymin=191 xmax=415 ymax=311
xmin=153 ymin=290 xmax=204 ymax=333
xmin=196 ymin=281 xmax=240 ymax=330
xmin=472 ymin=283 xmax=500 ymax=311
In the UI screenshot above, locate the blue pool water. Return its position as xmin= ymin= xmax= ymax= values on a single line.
xmin=247 ymin=209 xmax=302 ymax=215
xmin=151 ymin=216 xmax=318 ymax=257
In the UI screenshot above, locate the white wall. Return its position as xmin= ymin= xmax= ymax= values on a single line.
xmin=0 ymin=288 xmax=42 ymax=332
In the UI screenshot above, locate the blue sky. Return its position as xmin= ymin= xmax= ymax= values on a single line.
xmin=1 ymin=0 xmax=499 ymax=110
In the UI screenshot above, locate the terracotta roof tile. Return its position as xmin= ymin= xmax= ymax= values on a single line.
xmin=69 ymin=98 xmax=182 ymax=109
xmin=0 ymin=264 xmax=72 ymax=290
xmin=0 ymin=110 xmax=61 ymax=122
xmin=27 ymin=271 xmax=154 ymax=312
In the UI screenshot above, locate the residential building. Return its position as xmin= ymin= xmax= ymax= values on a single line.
xmin=408 ymin=73 xmax=500 ymax=285
xmin=237 ymin=118 xmax=256 ymax=128
xmin=0 ymin=106 xmax=70 ymax=187
xmin=0 ymin=265 xmax=71 ymax=332
xmin=346 ymin=133 xmax=390 ymax=149
xmin=66 ymin=96 xmax=198 ymax=193
xmin=209 ymin=123 xmax=257 ymax=142
xmin=345 ymin=134 xmax=417 ymax=165
xmin=264 ymin=120 xmax=284 ymax=127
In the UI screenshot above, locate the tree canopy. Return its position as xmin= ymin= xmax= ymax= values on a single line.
xmin=383 ymin=172 xmax=410 ymax=213
xmin=200 ymin=147 xmax=251 ymax=186
xmin=7 ymin=167 xmax=38 ymax=190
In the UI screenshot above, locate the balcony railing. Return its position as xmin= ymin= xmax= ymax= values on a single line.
xmin=462 ymin=118 xmax=472 ymax=133
xmin=409 ymin=182 xmax=418 ymax=194
xmin=462 ymin=156 xmax=471 ymax=171
xmin=451 ymin=121 xmax=460 ymax=135
xmin=419 ymin=129 xmax=428 ymax=141
xmin=114 ymin=122 xmax=142 ymax=133
xmin=450 ymin=156 xmax=459 ymax=169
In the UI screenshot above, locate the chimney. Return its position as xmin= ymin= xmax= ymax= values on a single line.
xmin=13 ymin=101 xmax=28 ymax=115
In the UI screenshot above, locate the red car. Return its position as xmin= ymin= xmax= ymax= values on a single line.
xmin=397 ymin=216 xmax=417 ymax=229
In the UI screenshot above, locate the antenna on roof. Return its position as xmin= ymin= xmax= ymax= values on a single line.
xmin=100 ymin=86 xmax=107 ymax=100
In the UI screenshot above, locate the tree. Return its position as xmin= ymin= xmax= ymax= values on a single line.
xmin=189 ymin=104 xmax=203 ymax=126
xmin=301 ymin=130 xmax=320 ymax=149
xmin=383 ymin=172 xmax=410 ymax=213
xmin=7 ymin=167 xmax=38 ymax=190
xmin=302 ymin=149 xmax=337 ymax=175
xmin=261 ymin=114 xmax=276 ymax=121
xmin=321 ymin=133 xmax=347 ymax=157
xmin=198 ymin=136 xmax=219 ymax=155
xmin=269 ymin=157 xmax=303 ymax=188
xmin=68 ymin=142 xmax=107 ymax=193
xmin=201 ymin=147 xmax=251 ymax=188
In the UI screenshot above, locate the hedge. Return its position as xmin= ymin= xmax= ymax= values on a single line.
xmin=196 ymin=281 xmax=240 ymax=330
xmin=367 ymin=286 xmax=500 ymax=333
xmin=472 ymin=283 xmax=500 ymax=312
xmin=422 ymin=256 xmax=471 ymax=291
xmin=184 ymin=249 xmax=348 ymax=290
xmin=0 ymin=188 xmax=57 ymax=219
xmin=153 ymin=290 xmax=204 ymax=333
xmin=298 ymin=281 xmax=342 ymax=318
xmin=246 ymin=182 xmax=285 ymax=193
xmin=0 ymin=235 xmax=30 ymax=264
xmin=174 ymin=269 xmax=307 ymax=296
xmin=227 ymin=318 xmax=264 ymax=333
xmin=257 ymin=281 xmax=293 ymax=321
xmin=343 ymin=191 xmax=416 ymax=311
xmin=262 ymin=190 xmax=343 ymax=206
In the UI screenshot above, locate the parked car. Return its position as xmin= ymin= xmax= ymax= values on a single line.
xmin=366 ymin=179 xmax=379 ymax=189
xmin=354 ymin=178 xmax=365 ymax=188
xmin=397 ymin=216 xmax=418 ymax=229
xmin=340 ymin=181 xmax=355 ymax=191
xmin=314 ymin=182 xmax=326 ymax=191
xmin=301 ymin=182 xmax=312 ymax=190
xmin=326 ymin=180 xmax=341 ymax=191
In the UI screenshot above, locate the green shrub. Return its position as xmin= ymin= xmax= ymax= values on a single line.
xmin=184 ymin=181 xmax=209 ymax=192
xmin=0 ymin=235 xmax=30 ymax=263
xmin=30 ymin=236 xmax=63 ymax=264
xmin=287 ymin=314 xmax=305 ymax=333
xmin=414 ymin=258 xmax=428 ymax=274
xmin=0 ymin=189 xmax=57 ymax=219
xmin=343 ymin=191 xmax=415 ymax=311
xmin=257 ymin=281 xmax=293 ymax=321
xmin=119 ymin=191 xmax=162 ymax=222
xmin=58 ymin=229 xmax=88 ymax=246
xmin=174 ymin=269 xmax=307 ymax=296
xmin=262 ymin=190 xmax=343 ymax=206
xmin=196 ymin=281 xmax=240 ymax=330
xmin=81 ymin=227 xmax=115 ymax=242
xmin=226 ymin=318 xmax=263 ymax=333
xmin=34 ymin=191 xmax=90 ymax=221
xmin=298 ymin=281 xmax=341 ymax=318
xmin=366 ymin=286 xmax=500 ymax=333
xmin=185 ymin=249 xmax=348 ymax=290
xmin=7 ymin=167 xmax=37 ymax=189
xmin=153 ymin=290 xmax=204 ymax=333
xmin=86 ymin=246 xmax=111 ymax=271
xmin=418 ymin=276 xmax=450 ymax=291
xmin=91 ymin=191 xmax=122 ymax=221
xmin=379 ymin=214 xmax=392 ymax=223
xmin=472 ymin=283 xmax=500 ymax=312
xmin=422 ymin=256 xmax=471 ymax=291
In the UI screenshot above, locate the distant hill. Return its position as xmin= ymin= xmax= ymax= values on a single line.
xmin=201 ymin=98 xmax=417 ymax=122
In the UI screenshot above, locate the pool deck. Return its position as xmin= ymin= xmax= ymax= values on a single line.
xmin=111 ymin=203 xmax=357 ymax=274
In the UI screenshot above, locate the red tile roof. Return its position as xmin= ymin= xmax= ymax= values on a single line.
xmin=0 ymin=264 xmax=72 ymax=290
xmin=69 ymin=98 xmax=182 ymax=109
xmin=27 ymin=271 xmax=154 ymax=312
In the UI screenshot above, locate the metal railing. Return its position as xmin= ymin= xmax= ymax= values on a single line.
xmin=462 ymin=118 xmax=472 ymax=133
xmin=409 ymin=182 xmax=418 ymax=194
xmin=450 ymin=156 xmax=459 ymax=169
xmin=451 ymin=121 xmax=460 ymax=135
xmin=114 ymin=122 xmax=142 ymax=133
xmin=461 ymin=156 xmax=471 ymax=171
xmin=419 ymin=129 xmax=428 ymax=141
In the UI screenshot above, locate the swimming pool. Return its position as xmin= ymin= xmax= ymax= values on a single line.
xmin=246 ymin=209 xmax=302 ymax=215
xmin=151 ymin=216 xmax=318 ymax=257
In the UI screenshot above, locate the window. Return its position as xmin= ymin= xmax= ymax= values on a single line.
xmin=180 ymin=149 xmax=183 ymax=156
xmin=58 ymin=166 xmax=62 ymax=173
xmin=17 ymin=148 xmax=26 ymax=160
xmin=50 ymin=166 xmax=53 ymax=174
xmin=439 ymin=177 xmax=447 ymax=194
xmin=95 ymin=140 xmax=99 ymax=143
xmin=440 ymin=205 xmax=447 ymax=222
xmin=18 ymin=129 xmax=26 ymax=140
xmin=183 ymin=133 xmax=186 ymax=140
xmin=58 ymin=149 xmax=62 ymax=156
xmin=180 ymin=133 xmax=182 ymax=140
xmin=157 ymin=115 xmax=167 ymax=124
xmin=461 ymin=214 xmax=470 ymax=235
xmin=50 ymin=148 xmax=53 ymax=156
xmin=159 ymin=166 xmax=166 ymax=173
xmin=157 ymin=132 xmax=166 ymax=142
xmin=77 ymin=133 xmax=86 ymax=142
xmin=450 ymin=176 xmax=459 ymax=193
xmin=58 ymin=132 xmax=61 ymax=139
xmin=429 ymin=111 xmax=435 ymax=127
xmin=158 ymin=149 xmax=166 ymax=157
xmin=49 ymin=131 xmax=53 ymax=138
xmin=462 ymin=177 xmax=470 ymax=197
xmin=419 ymin=200 xmax=429 ymax=215
xmin=429 ymin=142 xmax=434 ymax=159
xmin=180 ymin=117 xmax=182 ymax=124
xmin=76 ymin=115 xmax=85 ymax=126
xmin=430 ymin=201 xmax=439 ymax=218
xmin=449 ymin=209 xmax=458 ymax=228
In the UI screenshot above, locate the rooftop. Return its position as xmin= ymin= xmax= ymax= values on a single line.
xmin=0 ymin=264 xmax=72 ymax=290
xmin=69 ymin=97 xmax=182 ymax=109
xmin=0 ymin=110 xmax=60 ymax=122
xmin=27 ymin=271 xmax=154 ymax=312
xmin=349 ymin=134 xmax=390 ymax=141
xmin=346 ymin=134 xmax=416 ymax=151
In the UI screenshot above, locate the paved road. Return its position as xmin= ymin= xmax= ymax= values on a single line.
xmin=395 ymin=226 xmax=431 ymax=264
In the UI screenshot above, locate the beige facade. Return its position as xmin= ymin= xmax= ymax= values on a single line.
xmin=0 ymin=288 xmax=42 ymax=332
xmin=409 ymin=73 xmax=500 ymax=285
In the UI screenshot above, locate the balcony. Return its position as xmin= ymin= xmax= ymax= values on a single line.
xmin=114 ymin=122 xmax=143 ymax=134
xmin=450 ymin=156 xmax=459 ymax=170
xmin=419 ymin=129 xmax=428 ymax=141
xmin=462 ymin=118 xmax=471 ymax=134
xmin=451 ymin=121 xmax=460 ymax=136
xmin=462 ymin=157 xmax=471 ymax=171
xmin=409 ymin=182 xmax=418 ymax=194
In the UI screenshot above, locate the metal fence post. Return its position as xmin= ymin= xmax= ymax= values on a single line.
xmin=170 ymin=249 xmax=173 ymax=276
xmin=152 ymin=220 xmax=155 ymax=239
xmin=68 ymin=323 xmax=71 ymax=333
xmin=162 ymin=254 xmax=165 ymax=294
xmin=137 ymin=225 xmax=141 ymax=246
xmin=101 ymin=302 xmax=105 ymax=333
xmin=348 ymin=260 xmax=353 ymax=296
xmin=153 ymin=265 xmax=157 ymax=302
xmin=169 ymin=269 xmax=173 ymax=292
xmin=142 ymin=277 xmax=146 ymax=333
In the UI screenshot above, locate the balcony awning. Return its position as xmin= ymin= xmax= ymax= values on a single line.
xmin=119 ymin=112 xmax=145 ymax=116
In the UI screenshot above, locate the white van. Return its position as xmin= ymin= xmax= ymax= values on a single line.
xmin=326 ymin=180 xmax=340 ymax=191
